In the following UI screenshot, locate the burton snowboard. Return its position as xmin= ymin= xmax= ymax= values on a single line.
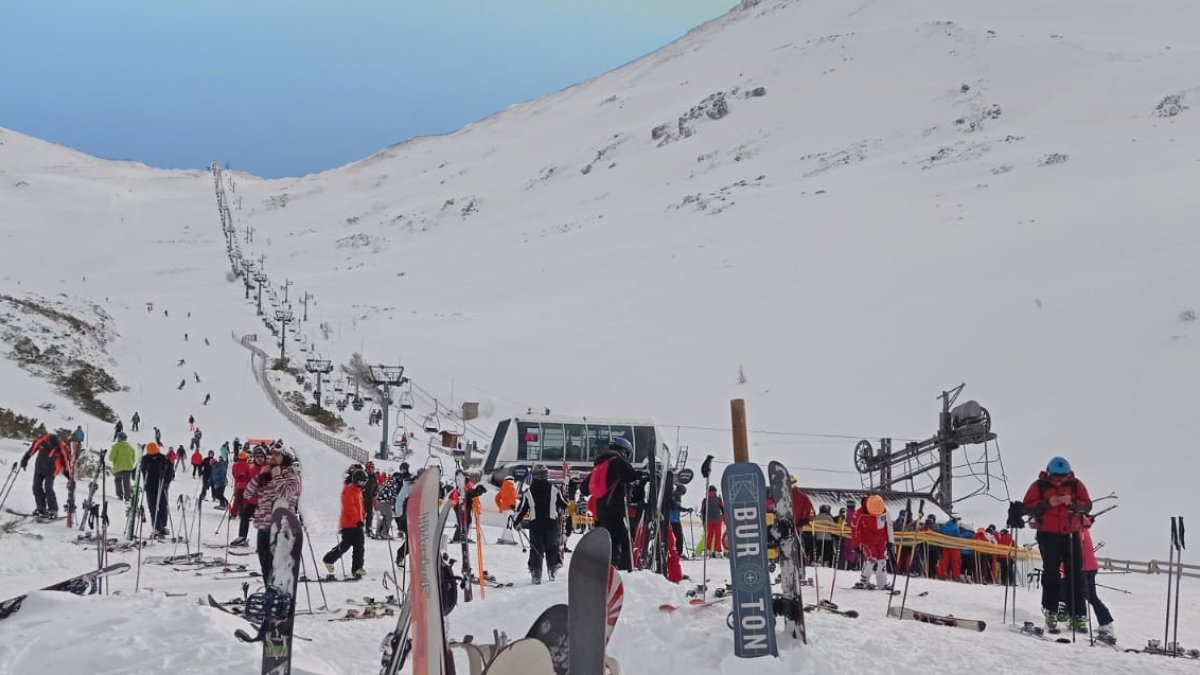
xmin=721 ymin=462 xmax=778 ymax=658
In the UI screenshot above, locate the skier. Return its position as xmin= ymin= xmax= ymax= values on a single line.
xmin=175 ymin=444 xmax=187 ymax=471
xmin=166 ymin=446 xmax=177 ymax=469
xmin=233 ymin=438 xmax=242 ymax=455
xmin=229 ymin=447 xmax=266 ymax=547
xmin=210 ymin=456 xmax=229 ymax=508
xmin=71 ymin=426 xmax=85 ymax=445
xmin=154 ymin=426 xmax=163 ymax=446
xmin=19 ymin=433 xmax=71 ymax=517
xmin=701 ymin=485 xmax=725 ymax=558
xmin=814 ymin=505 xmax=835 ymax=567
xmin=188 ymin=415 xmax=195 ymax=432
xmin=141 ymin=442 xmax=174 ymax=536
xmin=361 ymin=461 xmax=379 ymax=537
xmin=515 ymin=463 xmax=567 ymax=583
xmin=112 ymin=419 xmax=124 ymax=442
xmin=243 ymin=445 xmax=301 ymax=579
xmin=110 ymin=432 xmax=137 ymax=502
xmin=130 ymin=412 xmax=140 ymax=432
xmin=1021 ymin=456 xmax=1092 ymax=632
xmin=495 ymin=476 xmax=519 ymax=544
xmin=199 ymin=450 xmax=216 ymax=498
xmin=190 ymin=428 xmax=202 ymax=452
xmin=190 ymin=449 xmax=203 ymax=478
xmin=177 ymin=379 xmax=186 ymax=390
xmin=936 ymin=516 xmax=965 ymax=581
xmin=587 ymin=437 xmax=645 ymax=571
xmin=669 ymin=484 xmax=686 ymax=556
xmin=203 ymin=393 xmax=211 ymax=406
xmin=852 ymin=494 xmax=894 ymax=590
xmin=323 ymin=465 xmax=367 ymax=578
xmin=193 ymin=372 xmax=200 ymax=384
xmin=1080 ymin=516 xmax=1115 ymax=642
xmin=219 ymin=441 xmax=230 ymax=463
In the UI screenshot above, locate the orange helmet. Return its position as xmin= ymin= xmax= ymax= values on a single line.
xmin=865 ymin=494 xmax=885 ymax=516
xmin=146 ymin=442 xmax=160 ymax=455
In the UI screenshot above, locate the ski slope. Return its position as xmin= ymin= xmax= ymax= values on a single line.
xmin=1 ymin=0 xmax=1199 ymax=671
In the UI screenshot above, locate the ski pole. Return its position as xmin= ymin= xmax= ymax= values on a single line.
xmin=890 ymin=499 xmax=913 ymax=617
xmin=0 ymin=462 xmax=20 ymax=513
xmin=699 ymin=455 xmax=713 ymax=602
xmin=1069 ymin=524 xmax=1079 ymax=643
xmin=299 ymin=515 xmax=329 ymax=610
xmin=1173 ymin=517 xmax=1186 ymax=656
xmin=1165 ymin=517 xmax=1178 ymax=651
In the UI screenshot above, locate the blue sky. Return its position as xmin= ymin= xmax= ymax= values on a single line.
xmin=2 ymin=0 xmax=737 ymax=178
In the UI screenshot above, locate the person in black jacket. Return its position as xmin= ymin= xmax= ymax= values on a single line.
xmin=19 ymin=433 xmax=71 ymax=517
xmin=588 ymin=438 xmax=646 ymax=572
xmin=141 ymin=442 xmax=174 ymax=535
xmin=516 ymin=463 xmax=567 ymax=584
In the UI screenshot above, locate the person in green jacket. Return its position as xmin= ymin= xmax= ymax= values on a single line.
xmin=110 ymin=432 xmax=137 ymax=502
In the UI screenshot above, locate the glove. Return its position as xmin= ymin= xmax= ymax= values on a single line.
xmin=1006 ymin=501 xmax=1026 ymax=529
xmin=19 ymin=458 xmax=28 ymax=470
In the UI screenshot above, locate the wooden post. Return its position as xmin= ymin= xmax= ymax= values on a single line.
xmin=731 ymin=398 xmax=749 ymax=463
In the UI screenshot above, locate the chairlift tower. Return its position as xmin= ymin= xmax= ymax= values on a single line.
xmin=274 ymin=309 xmax=294 ymax=361
xmin=305 ymin=358 xmax=333 ymax=409
xmin=368 ymin=365 xmax=406 ymax=461
xmin=254 ymin=271 xmax=267 ymax=315
xmin=852 ymin=383 xmax=997 ymax=514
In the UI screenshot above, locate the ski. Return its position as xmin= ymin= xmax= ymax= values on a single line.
xmin=721 ymin=462 xmax=778 ymax=658
xmin=804 ymin=603 xmax=859 ymax=619
xmin=64 ymin=441 xmax=78 ymax=528
xmin=0 ymin=563 xmax=131 ymax=621
xmin=5 ymin=508 xmax=63 ymax=522
xmin=844 ymin=585 xmax=900 ymax=596
xmin=886 ymin=606 xmax=986 ymax=631
xmin=455 ymin=469 xmax=475 ymax=604
xmin=767 ymin=460 xmax=807 ymax=644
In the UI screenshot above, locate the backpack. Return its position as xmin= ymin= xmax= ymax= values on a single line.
xmin=588 ymin=459 xmax=612 ymax=504
xmin=792 ymin=489 xmax=815 ymax=528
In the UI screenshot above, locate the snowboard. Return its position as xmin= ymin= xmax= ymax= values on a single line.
xmin=605 ymin=565 xmax=624 ymax=646
xmin=569 ymin=527 xmax=612 ymax=675
xmin=483 ymin=638 xmax=555 ymax=675
xmin=721 ymin=462 xmax=778 ymax=658
xmin=233 ymin=507 xmax=303 ymax=675
xmin=527 ymin=603 xmax=569 ymax=675
xmin=381 ymin=467 xmax=453 ymax=675
xmin=886 ymin=606 xmax=986 ymax=632
xmin=0 ymin=563 xmax=130 ymax=620
xmin=767 ymin=460 xmax=807 ymax=644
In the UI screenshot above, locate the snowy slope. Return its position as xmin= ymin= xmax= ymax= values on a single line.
xmin=218 ymin=0 xmax=1198 ymax=558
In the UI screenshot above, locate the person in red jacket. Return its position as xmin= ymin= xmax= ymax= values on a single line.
xmin=323 ymin=464 xmax=367 ymax=578
xmin=851 ymin=494 xmax=894 ymax=589
xmin=1022 ymin=456 xmax=1092 ymax=631
xmin=190 ymin=449 xmax=203 ymax=477
xmin=228 ymin=449 xmax=262 ymax=547
xmin=995 ymin=527 xmax=1015 ymax=586
xmin=19 ymin=433 xmax=71 ymax=517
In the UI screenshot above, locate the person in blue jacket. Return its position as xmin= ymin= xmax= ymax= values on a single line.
xmin=937 ymin=516 xmax=964 ymax=580
xmin=209 ymin=456 xmax=230 ymax=508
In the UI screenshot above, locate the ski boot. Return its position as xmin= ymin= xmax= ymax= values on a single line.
xmin=548 ymin=564 xmax=561 ymax=582
xmin=1069 ymin=615 xmax=1088 ymax=632
xmin=353 ymin=568 xmax=367 ymax=579
xmin=229 ymin=537 xmax=249 ymax=547
xmin=852 ymin=581 xmax=871 ymax=590
xmin=531 ymin=569 xmax=542 ymax=585
xmin=1043 ymin=608 xmax=1060 ymax=632
xmin=1096 ymin=623 xmax=1116 ymax=645
xmin=325 ymin=563 xmax=336 ymax=575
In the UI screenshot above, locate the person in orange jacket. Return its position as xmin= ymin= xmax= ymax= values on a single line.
xmin=323 ymin=464 xmax=367 ymax=577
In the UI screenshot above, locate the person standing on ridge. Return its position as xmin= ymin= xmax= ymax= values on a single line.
xmin=587 ymin=437 xmax=644 ymax=571
xmin=516 ymin=463 xmax=567 ymax=584
xmin=19 ymin=433 xmax=71 ymax=517
xmin=110 ymin=432 xmax=137 ymax=502
xmin=244 ymin=445 xmax=301 ymax=580
xmin=1022 ymin=456 xmax=1092 ymax=632
xmin=323 ymin=465 xmax=367 ymax=578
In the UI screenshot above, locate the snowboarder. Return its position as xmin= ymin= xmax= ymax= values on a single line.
xmin=516 ymin=463 xmax=567 ymax=583
xmin=177 ymin=359 xmax=186 ymax=367
xmin=851 ymin=494 xmax=893 ymax=589
xmin=587 ymin=437 xmax=645 ymax=571
xmin=193 ymin=372 xmax=201 ymax=383
xmin=19 ymin=433 xmax=71 ymax=517
xmin=130 ymin=412 xmax=140 ymax=432
xmin=701 ymin=485 xmax=725 ymax=558
xmin=141 ymin=442 xmax=173 ymax=535
xmin=229 ymin=447 xmax=265 ymax=547
xmin=177 ymin=379 xmax=186 ymax=390
xmin=110 ymin=432 xmax=137 ymax=502
xmin=324 ymin=465 xmax=368 ymax=578
xmin=243 ymin=445 xmax=301 ymax=579
xmin=1021 ymin=456 xmax=1092 ymax=632
xmin=203 ymin=393 xmax=211 ymax=406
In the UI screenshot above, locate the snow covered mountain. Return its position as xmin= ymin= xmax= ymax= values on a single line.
xmin=3 ymin=0 xmax=1198 ymax=560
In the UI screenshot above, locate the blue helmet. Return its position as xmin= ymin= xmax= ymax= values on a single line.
xmin=609 ymin=437 xmax=634 ymax=457
xmin=1046 ymin=456 xmax=1071 ymax=476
